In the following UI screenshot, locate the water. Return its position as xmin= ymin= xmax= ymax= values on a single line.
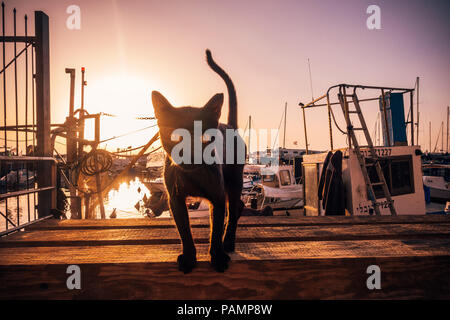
xmin=103 ymin=177 xmax=152 ymax=219
xmin=0 ymin=194 xmax=38 ymax=231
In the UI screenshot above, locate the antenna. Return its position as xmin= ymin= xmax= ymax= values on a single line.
xmin=308 ymin=58 xmax=314 ymax=101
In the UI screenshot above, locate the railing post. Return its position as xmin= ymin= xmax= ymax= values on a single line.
xmin=35 ymin=11 xmax=54 ymax=217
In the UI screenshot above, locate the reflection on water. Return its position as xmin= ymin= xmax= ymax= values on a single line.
xmin=103 ymin=177 xmax=152 ymax=219
xmin=0 ymin=194 xmax=37 ymax=231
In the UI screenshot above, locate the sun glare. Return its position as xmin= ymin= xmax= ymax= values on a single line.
xmin=83 ymin=74 xmax=159 ymax=151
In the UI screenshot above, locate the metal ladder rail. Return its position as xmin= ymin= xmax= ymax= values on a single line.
xmin=337 ymin=87 xmax=396 ymax=215
xmin=351 ymin=92 xmax=397 ymax=215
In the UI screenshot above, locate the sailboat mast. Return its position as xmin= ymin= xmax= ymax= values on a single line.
xmin=429 ymin=121 xmax=431 ymax=153
xmin=248 ymin=115 xmax=251 ymax=160
xmin=447 ymin=106 xmax=449 ymax=153
xmin=416 ymin=77 xmax=420 ymax=144
xmin=283 ymin=102 xmax=287 ymax=148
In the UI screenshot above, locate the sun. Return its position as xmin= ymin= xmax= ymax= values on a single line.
xmin=82 ymin=73 xmax=160 ymax=152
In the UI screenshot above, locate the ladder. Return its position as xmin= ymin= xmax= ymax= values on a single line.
xmin=338 ymin=87 xmax=397 ymax=216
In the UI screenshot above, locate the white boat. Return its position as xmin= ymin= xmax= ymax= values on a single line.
xmin=303 ymin=146 xmax=426 ymax=215
xmin=300 ymin=83 xmax=427 ymax=216
xmin=242 ymin=165 xmax=303 ymax=210
xmin=422 ymin=164 xmax=450 ymax=201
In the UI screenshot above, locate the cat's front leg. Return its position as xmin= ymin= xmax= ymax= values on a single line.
xmin=209 ymin=197 xmax=230 ymax=272
xmin=169 ymin=196 xmax=197 ymax=274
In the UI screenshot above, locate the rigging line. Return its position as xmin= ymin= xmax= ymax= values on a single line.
xmin=99 ymin=112 xmax=156 ymax=120
xmin=98 ymin=124 xmax=157 ymax=144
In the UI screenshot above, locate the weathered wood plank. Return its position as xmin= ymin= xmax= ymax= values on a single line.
xmin=24 ymin=215 xmax=450 ymax=231
xmin=0 ymin=256 xmax=449 ymax=299
xmin=1 ymin=239 xmax=449 ymax=266
xmin=3 ymin=223 xmax=450 ymax=247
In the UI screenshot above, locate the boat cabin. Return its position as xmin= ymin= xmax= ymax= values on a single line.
xmin=299 ymin=83 xmax=426 ymax=216
xmin=302 ymin=145 xmax=425 ymax=215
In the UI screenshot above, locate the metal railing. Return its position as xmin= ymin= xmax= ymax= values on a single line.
xmin=0 ymin=3 xmax=55 ymax=235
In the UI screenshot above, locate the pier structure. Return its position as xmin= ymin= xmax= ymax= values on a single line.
xmin=1 ymin=214 xmax=449 ymax=299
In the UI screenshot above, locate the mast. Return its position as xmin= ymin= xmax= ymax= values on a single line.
xmin=416 ymin=77 xmax=420 ymax=145
xmin=447 ymin=106 xmax=449 ymax=153
xmin=283 ymin=102 xmax=287 ymax=148
xmin=429 ymin=121 xmax=431 ymax=153
xmin=248 ymin=115 xmax=251 ymax=160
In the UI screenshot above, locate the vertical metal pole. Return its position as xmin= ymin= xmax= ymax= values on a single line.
xmin=13 ymin=8 xmax=19 ymax=225
xmin=410 ymin=91 xmax=414 ymax=145
xmin=25 ymin=14 xmax=30 ymax=222
xmin=35 ymin=11 xmax=54 ymax=217
xmin=31 ymin=30 xmax=36 ymax=220
xmin=248 ymin=115 xmax=251 ymax=160
xmin=441 ymin=121 xmax=444 ymax=153
xmin=416 ymin=77 xmax=420 ymax=144
xmin=429 ymin=121 xmax=431 ymax=153
xmin=302 ymin=106 xmax=309 ymax=154
xmin=342 ymin=86 xmax=352 ymax=149
xmin=94 ymin=114 xmax=106 ymax=219
xmin=65 ymin=68 xmax=79 ymax=218
xmin=78 ymin=67 xmax=86 ymax=156
xmin=1 ymin=2 xmax=6 ymax=155
xmin=326 ymin=95 xmax=333 ymax=150
xmin=380 ymin=89 xmax=391 ymax=147
xmin=447 ymin=106 xmax=449 ymax=153
xmin=283 ymin=102 xmax=287 ymax=149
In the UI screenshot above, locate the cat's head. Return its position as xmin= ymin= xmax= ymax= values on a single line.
xmin=152 ymin=91 xmax=223 ymax=164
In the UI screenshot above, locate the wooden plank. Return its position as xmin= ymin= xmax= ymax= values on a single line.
xmin=0 ymin=240 xmax=449 ymax=299
xmin=3 ymin=223 xmax=450 ymax=247
xmin=24 ymin=215 xmax=450 ymax=231
xmin=0 ymin=239 xmax=449 ymax=266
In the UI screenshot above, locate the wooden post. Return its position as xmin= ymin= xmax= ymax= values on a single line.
xmin=35 ymin=11 xmax=54 ymax=217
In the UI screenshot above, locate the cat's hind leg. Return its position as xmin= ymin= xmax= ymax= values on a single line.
xmin=209 ymin=196 xmax=230 ymax=272
xmin=169 ymin=195 xmax=197 ymax=273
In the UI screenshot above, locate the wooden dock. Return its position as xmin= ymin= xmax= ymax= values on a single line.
xmin=0 ymin=215 xmax=449 ymax=299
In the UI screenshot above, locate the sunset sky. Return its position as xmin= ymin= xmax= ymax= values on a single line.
xmin=1 ymin=0 xmax=449 ymax=153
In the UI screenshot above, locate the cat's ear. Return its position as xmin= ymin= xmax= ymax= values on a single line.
xmin=203 ymin=93 xmax=223 ymax=117
xmin=152 ymin=91 xmax=173 ymax=117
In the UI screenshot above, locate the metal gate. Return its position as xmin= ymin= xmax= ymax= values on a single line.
xmin=0 ymin=3 xmax=56 ymax=235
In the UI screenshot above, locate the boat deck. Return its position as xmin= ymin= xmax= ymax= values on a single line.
xmin=1 ymin=215 xmax=449 ymax=299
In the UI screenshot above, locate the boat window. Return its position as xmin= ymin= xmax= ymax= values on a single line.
xmin=366 ymin=155 xmax=414 ymax=197
xmin=262 ymin=174 xmax=275 ymax=182
xmin=279 ymin=170 xmax=291 ymax=186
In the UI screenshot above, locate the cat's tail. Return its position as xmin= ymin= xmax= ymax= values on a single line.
xmin=206 ymin=49 xmax=237 ymax=129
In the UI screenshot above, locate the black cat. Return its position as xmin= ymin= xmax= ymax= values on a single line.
xmin=151 ymin=49 xmax=245 ymax=273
